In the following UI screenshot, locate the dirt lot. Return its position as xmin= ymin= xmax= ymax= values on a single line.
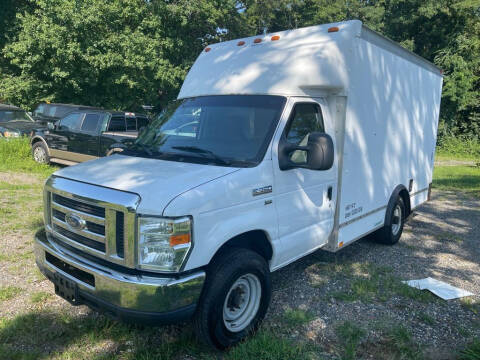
xmin=0 ymin=169 xmax=479 ymax=360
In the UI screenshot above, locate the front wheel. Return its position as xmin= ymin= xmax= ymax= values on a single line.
xmin=193 ymin=248 xmax=271 ymax=350
xmin=32 ymin=142 xmax=50 ymax=164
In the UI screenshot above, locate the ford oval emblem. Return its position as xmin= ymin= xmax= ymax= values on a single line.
xmin=65 ymin=213 xmax=86 ymax=231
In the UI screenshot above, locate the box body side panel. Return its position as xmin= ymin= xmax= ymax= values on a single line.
xmin=335 ymin=37 xmax=442 ymax=248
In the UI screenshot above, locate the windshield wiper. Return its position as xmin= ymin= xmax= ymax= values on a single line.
xmin=171 ymin=146 xmax=231 ymax=166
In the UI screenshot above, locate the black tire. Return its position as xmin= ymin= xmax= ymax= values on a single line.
xmin=375 ymin=196 xmax=405 ymax=245
xmin=32 ymin=141 xmax=50 ymax=164
xmin=193 ymin=248 xmax=271 ymax=350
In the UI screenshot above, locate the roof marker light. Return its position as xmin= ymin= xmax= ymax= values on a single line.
xmin=204 ymin=47 xmax=211 ymax=52
xmin=271 ymin=35 xmax=280 ymax=41
xmin=328 ymin=27 xmax=339 ymax=33
xmin=237 ymin=41 xmax=245 ymax=46
xmin=253 ymin=38 xmax=262 ymax=44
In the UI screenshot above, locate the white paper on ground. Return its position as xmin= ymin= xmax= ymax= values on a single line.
xmin=403 ymin=277 xmax=474 ymax=300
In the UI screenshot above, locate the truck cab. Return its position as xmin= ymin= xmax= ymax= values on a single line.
xmin=33 ymin=20 xmax=442 ymax=349
xmin=31 ymin=110 xmax=149 ymax=165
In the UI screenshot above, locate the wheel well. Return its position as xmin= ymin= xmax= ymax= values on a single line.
xmin=31 ymin=137 xmax=42 ymax=145
xmin=210 ymin=230 xmax=273 ymax=264
xmin=31 ymin=137 xmax=46 ymax=147
xmin=398 ymin=188 xmax=411 ymax=217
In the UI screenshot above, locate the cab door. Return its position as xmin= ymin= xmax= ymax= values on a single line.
xmin=272 ymin=97 xmax=337 ymax=268
xmin=69 ymin=113 xmax=103 ymax=160
xmin=47 ymin=112 xmax=84 ymax=160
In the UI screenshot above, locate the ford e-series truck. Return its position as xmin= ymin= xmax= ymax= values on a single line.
xmin=34 ymin=20 xmax=443 ymax=349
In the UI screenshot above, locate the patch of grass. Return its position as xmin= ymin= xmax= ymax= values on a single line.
xmin=433 ymin=165 xmax=480 ymax=196
xmin=437 ymin=231 xmax=465 ymax=243
xmin=0 ymin=137 xmax=56 ymax=176
xmin=461 ymin=298 xmax=480 ymax=315
xmin=436 ymin=136 xmax=480 ymax=161
xmin=385 ymin=326 xmax=423 ymax=360
xmin=0 ymin=186 xmax=45 ymax=235
xmin=0 ymin=344 xmax=40 ymax=360
xmin=225 ymin=330 xmax=311 ymax=360
xmin=283 ymin=308 xmax=315 ymax=327
xmin=336 ymin=321 xmax=366 ymax=360
xmin=459 ymin=340 xmax=480 ymax=360
xmin=457 ymin=326 xmax=471 ymax=338
xmin=392 ymin=281 xmax=437 ymax=303
xmin=0 ymin=182 xmax=36 ymax=190
xmin=30 ymin=291 xmax=52 ymax=304
xmin=327 ymin=263 xmax=435 ymax=304
xmin=418 ymin=312 xmax=435 ymax=326
xmin=0 ymin=286 xmax=22 ymax=302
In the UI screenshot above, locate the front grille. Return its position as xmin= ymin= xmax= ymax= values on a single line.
xmin=116 ymin=212 xmax=125 ymax=258
xmin=87 ymin=222 xmax=105 ymax=236
xmin=54 ymin=225 xmax=105 ymax=252
xmin=45 ymin=176 xmax=139 ymax=268
xmin=52 ymin=208 xmax=105 ymax=236
xmin=52 ymin=193 xmax=105 ymax=217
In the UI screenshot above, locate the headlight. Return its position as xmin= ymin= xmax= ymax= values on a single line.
xmin=138 ymin=216 xmax=192 ymax=272
xmin=4 ymin=131 xmax=20 ymax=138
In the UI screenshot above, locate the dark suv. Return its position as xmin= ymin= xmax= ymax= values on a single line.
xmin=32 ymin=103 xmax=101 ymax=125
xmin=0 ymin=104 xmax=45 ymax=138
xmin=31 ymin=110 xmax=149 ymax=165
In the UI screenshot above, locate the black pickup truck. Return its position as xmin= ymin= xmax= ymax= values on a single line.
xmin=30 ymin=109 xmax=149 ymax=165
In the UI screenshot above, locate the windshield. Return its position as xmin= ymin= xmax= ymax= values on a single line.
xmin=126 ymin=95 xmax=286 ymax=167
xmin=34 ymin=104 xmax=71 ymax=118
xmin=0 ymin=110 xmax=33 ymax=123
xmin=33 ymin=104 xmax=46 ymax=117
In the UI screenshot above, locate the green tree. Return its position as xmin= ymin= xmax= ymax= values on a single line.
xmin=240 ymin=0 xmax=480 ymax=138
xmin=238 ymin=0 xmax=384 ymax=35
xmin=0 ymin=0 xmax=244 ymax=110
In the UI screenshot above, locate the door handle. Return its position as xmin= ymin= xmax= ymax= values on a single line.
xmin=327 ymin=186 xmax=333 ymax=201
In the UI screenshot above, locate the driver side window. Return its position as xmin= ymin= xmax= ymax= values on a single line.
xmin=59 ymin=113 xmax=83 ymax=131
xmin=285 ymin=103 xmax=324 ymax=164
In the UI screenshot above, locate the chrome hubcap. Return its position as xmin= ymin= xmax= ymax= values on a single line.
xmin=33 ymin=147 xmax=46 ymax=163
xmin=391 ymin=204 xmax=402 ymax=236
xmin=223 ymin=273 xmax=262 ymax=332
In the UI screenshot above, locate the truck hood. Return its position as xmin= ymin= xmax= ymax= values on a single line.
xmin=54 ymin=154 xmax=240 ymax=214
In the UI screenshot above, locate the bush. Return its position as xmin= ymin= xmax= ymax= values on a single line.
xmin=436 ymin=136 xmax=480 ymax=160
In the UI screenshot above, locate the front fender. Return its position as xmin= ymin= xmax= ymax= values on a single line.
xmin=163 ymin=160 xmax=280 ymax=271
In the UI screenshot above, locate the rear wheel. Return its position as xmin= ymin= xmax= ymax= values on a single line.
xmin=32 ymin=142 xmax=50 ymax=164
xmin=375 ymin=196 xmax=405 ymax=245
xmin=193 ymin=248 xmax=271 ymax=350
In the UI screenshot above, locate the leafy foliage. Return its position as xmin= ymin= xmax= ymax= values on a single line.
xmin=0 ymin=0 xmax=242 ymax=111
xmin=1 ymin=0 xmax=480 ymax=138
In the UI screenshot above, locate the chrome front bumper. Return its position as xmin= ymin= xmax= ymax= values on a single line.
xmin=34 ymin=228 xmax=205 ymax=323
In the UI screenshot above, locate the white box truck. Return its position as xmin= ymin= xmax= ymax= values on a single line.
xmin=34 ymin=20 xmax=443 ymax=349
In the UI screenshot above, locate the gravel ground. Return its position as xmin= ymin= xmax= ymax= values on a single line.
xmin=266 ymin=189 xmax=480 ymax=359
xmin=435 ymin=159 xmax=478 ymax=166
xmin=1 ymin=186 xmax=478 ymax=359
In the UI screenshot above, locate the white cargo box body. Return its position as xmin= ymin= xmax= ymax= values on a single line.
xmin=179 ymin=20 xmax=443 ymax=251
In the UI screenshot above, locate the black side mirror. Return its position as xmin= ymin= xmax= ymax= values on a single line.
xmin=279 ymin=132 xmax=334 ymax=171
